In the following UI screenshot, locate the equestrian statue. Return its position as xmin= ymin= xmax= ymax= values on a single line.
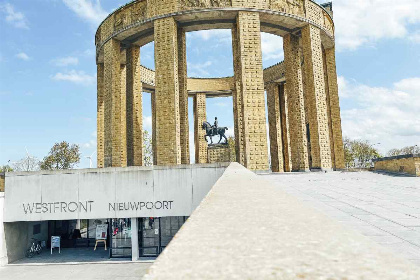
xmin=202 ymin=117 xmax=228 ymax=145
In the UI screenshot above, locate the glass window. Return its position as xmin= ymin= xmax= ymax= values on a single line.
xmin=88 ymin=219 xmax=107 ymax=239
xmin=111 ymin=218 xmax=132 ymax=257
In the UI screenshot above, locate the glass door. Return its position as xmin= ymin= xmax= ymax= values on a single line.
xmin=138 ymin=217 xmax=188 ymax=257
xmin=110 ymin=218 xmax=132 ymax=258
xmin=159 ymin=217 xmax=186 ymax=253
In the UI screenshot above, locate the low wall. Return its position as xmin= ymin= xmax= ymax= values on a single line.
xmin=373 ymin=154 xmax=420 ymax=176
xmin=144 ymin=163 xmax=420 ymax=279
xmin=0 ymin=173 xmax=4 ymax=192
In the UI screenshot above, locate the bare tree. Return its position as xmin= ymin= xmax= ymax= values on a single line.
xmin=12 ymin=153 xmax=40 ymax=172
xmin=386 ymin=145 xmax=420 ymax=157
xmin=143 ymin=130 xmax=153 ymax=166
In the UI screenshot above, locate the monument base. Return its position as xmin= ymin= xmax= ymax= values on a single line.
xmin=207 ymin=144 xmax=230 ymax=163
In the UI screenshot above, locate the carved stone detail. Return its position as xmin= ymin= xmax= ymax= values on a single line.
xmin=180 ymin=0 xmax=232 ymax=9
xmin=271 ymin=0 xmax=304 ymax=17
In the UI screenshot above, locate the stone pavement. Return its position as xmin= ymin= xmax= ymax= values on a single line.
xmin=0 ymin=262 xmax=152 ymax=280
xmin=263 ymin=171 xmax=420 ymax=266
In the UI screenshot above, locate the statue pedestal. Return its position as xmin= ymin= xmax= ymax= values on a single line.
xmin=207 ymin=144 xmax=230 ymax=163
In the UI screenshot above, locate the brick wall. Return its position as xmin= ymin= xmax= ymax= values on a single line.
xmin=374 ymin=155 xmax=420 ymax=177
xmin=0 ymin=174 xmax=4 ymax=192
xmin=208 ymin=146 xmax=231 ymax=163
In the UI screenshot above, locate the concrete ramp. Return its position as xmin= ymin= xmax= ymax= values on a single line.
xmin=143 ymin=163 xmax=419 ymax=279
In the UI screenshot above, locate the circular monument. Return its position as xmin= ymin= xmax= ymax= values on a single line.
xmin=95 ymin=0 xmax=344 ymax=172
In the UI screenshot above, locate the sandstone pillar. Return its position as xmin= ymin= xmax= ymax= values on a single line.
xmin=301 ymin=24 xmax=332 ymax=171
xmin=126 ymin=46 xmax=143 ymax=166
xmin=193 ymin=93 xmax=207 ymax=164
xmin=153 ymin=17 xmax=181 ymax=165
xmin=279 ymin=83 xmax=291 ymax=172
xmin=232 ymin=11 xmax=269 ymax=171
xmin=104 ymin=39 xmax=122 ymax=167
xmin=231 ymin=27 xmax=245 ymax=165
xmin=178 ymin=28 xmax=190 ymax=164
xmin=120 ymin=64 xmax=127 ymax=167
xmin=267 ymin=84 xmax=284 ymax=172
xmin=283 ymin=33 xmax=309 ymax=171
xmin=97 ymin=63 xmax=105 ymax=168
xmin=325 ymin=47 xmax=345 ymax=169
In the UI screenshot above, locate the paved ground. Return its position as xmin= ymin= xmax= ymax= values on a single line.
xmin=0 ymin=262 xmax=152 ymax=280
xmin=262 ymin=171 xmax=420 ymax=266
xmin=12 ymin=248 xmax=112 ymax=264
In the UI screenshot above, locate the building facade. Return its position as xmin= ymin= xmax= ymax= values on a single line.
xmin=95 ymin=0 xmax=345 ymax=172
xmin=1 ymin=164 xmax=228 ymax=263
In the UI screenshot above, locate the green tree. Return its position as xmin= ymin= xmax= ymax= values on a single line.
xmin=343 ymin=137 xmax=355 ymax=168
xmin=40 ymin=141 xmax=81 ymax=170
xmin=0 ymin=165 xmax=13 ymax=172
xmin=343 ymin=138 xmax=381 ymax=168
xmin=143 ymin=130 xmax=153 ymax=166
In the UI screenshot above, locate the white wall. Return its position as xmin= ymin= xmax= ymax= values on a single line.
xmin=0 ymin=193 xmax=8 ymax=266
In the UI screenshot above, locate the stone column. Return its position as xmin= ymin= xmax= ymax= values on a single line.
xmin=325 ymin=47 xmax=345 ymax=170
xmin=178 ymin=28 xmax=190 ymax=164
xmin=231 ymin=27 xmax=245 ymax=165
xmin=154 ymin=17 xmax=181 ymax=165
xmin=97 ymin=63 xmax=105 ymax=168
xmin=323 ymin=48 xmax=335 ymax=169
xmin=279 ymin=83 xmax=291 ymax=172
xmin=126 ymin=46 xmax=143 ymax=166
xmin=131 ymin=218 xmax=139 ymax=261
xmin=193 ymin=93 xmax=207 ymax=164
xmin=120 ymin=64 xmax=127 ymax=167
xmin=301 ymin=24 xmax=332 ymax=171
xmin=283 ymin=33 xmax=309 ymax=171
xmin=232 ymin=11 xmax=269 ymax=171
xmin=266 ymin=84 xmax=284 ymax=172
xmin=104 ymin=39 xmax=122 ymax=167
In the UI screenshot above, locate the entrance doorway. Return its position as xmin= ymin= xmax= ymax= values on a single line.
xmin=138 ymin=217 xmax=187 ymax=257
xmin=110 ymin=218 xmax=132 ymax=258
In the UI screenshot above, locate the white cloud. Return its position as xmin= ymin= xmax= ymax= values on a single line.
xmin=62 ymin=0 xmax=108 ymax=26
xmin=0 ymin=3 xmax=29 ymax=29
xmin=51 ymin=56 xmax=79 ymax=67
xmin=52 ymin=70 xmax=95 ymax=85
xmin=16 ymin=52 xmax=30 ymax=61
xmin=188 ymin=61 xmax=213 ymax=77
xmin=215 ymin=101 xmax=229 ymax=107
xmin=261 ymin=32 xmax=284 ymax=61
xmin=83 ymin=139 xmax=96 ymax=149
xmin=143 ymin=116 xmax=152 ymax=130
xmin=188 ymin=29 xmax=231 ymax=42
xmin=408 ymin=30 xmax=420 ymax=43
xmin=338 ymin=76 xmax=420 ymax=153
xmin=327 ymin=0 xmax=420 ymax=50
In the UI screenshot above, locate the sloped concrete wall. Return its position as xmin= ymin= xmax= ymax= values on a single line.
xmin=4 ymin=164 xmax=228 ymax=222
xmin=144 ymin=163 xmax=420 ymax=279
xmin=0 ymin=193 xmax=7 ymax=266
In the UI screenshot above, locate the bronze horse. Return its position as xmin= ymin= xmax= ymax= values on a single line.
xmin=202 ymin=121 xmax=228 ymax=144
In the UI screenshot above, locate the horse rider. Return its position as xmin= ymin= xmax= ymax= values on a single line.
xmin=212 ymin=117 xmax=218 ymax=136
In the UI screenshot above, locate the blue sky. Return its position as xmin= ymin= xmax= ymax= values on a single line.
xmin=0 ymin=0 xmax=419 ymax=168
